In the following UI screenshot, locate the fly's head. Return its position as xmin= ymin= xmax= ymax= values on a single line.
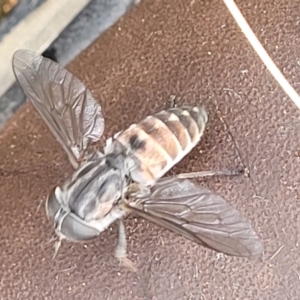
xmin=45 ymin=152 xmax=129 ymax=257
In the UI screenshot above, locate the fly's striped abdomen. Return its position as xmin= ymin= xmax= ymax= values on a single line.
xmin=115 ymin=106 xmax=208 ymax=185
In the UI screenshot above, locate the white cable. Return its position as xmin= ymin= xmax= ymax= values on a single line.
xmin=222 ymin=0 xmax=300 ymax=110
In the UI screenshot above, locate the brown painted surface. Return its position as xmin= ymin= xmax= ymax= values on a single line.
xmin=1 ymin=0 xmax=300 ymax=299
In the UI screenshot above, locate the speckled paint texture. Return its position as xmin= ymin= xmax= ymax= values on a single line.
xmin=1 ymin=0 xmax=300 ymax=299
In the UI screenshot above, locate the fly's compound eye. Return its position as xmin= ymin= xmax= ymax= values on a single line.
xmin=45 ymin=187 xmax=60 ymax=222
xmin=45 ymin=187 xmax=100 ymax=242
xmin=59 ymin=212 xmax=100 ymax=242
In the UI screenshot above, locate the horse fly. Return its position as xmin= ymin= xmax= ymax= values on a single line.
xmin=12 ymin=49 xmax=263 ymax=270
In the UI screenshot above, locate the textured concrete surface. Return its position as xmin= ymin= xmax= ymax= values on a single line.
xmin=1 ymin=0 xmax=300 ymax=299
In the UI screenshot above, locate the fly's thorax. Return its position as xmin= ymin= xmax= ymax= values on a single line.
xmin=114 ymin=105 xmax=208 ymax=186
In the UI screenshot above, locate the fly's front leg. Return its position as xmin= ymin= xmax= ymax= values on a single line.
xmin=115 ymin=219 xmax=137 ymax=272
xmin=177 ymin=166 xmax=247 ymax=179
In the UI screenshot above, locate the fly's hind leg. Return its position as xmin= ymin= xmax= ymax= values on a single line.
xmin=177 ymin=166 xmax=247 ymax=179
xmin=115 ymin=220 xmax=137 ymax=272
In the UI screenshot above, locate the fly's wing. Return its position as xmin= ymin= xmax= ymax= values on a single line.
xmin=12 ymin=49 xmax=105 ymax=169
xmin=122 ymin=177 xmax=263 ymax=257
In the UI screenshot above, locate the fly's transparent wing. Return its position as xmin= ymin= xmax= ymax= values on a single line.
xmin=122 ymin=178 xmax=263 ymax=257
xmin=12 ymin=49 xmax=105 ymax=169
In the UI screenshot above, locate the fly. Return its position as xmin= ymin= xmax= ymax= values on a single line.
xmin=12 ymin=49 xmax=263 ymax=270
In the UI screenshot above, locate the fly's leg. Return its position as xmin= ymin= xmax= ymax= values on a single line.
xmin=177 ymin=166 xmax=247 ymax=179
xmin=35 ymin=197 xmax=45 ymax=216
xmin=115 ymin=220 xmax=137 ymax=272
xmin=168 ymin=95 xmax=177 ymax=108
